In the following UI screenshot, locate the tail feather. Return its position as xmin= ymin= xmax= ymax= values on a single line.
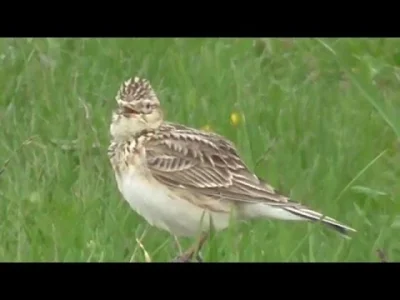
xmin=284 ymin=206 xmax=356 ymax=236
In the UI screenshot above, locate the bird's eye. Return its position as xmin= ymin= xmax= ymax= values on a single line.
xmin=145 ymin=103 xmax=151 ymax=110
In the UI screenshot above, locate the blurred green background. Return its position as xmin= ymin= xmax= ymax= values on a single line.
xmin=0 ymin=38 xmax=399 ymax=262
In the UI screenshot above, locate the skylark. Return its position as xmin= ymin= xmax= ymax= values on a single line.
xmin=108 ymin=76 xmax=356 ymax=262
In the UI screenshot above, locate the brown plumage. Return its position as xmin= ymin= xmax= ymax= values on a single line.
xmin=108 ymin=76 xmax=356 ymax=261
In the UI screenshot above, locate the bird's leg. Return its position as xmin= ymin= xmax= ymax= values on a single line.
xmin=172 ymin=232 xmax=208 ymax=263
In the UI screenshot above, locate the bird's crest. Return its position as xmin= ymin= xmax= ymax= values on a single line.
xmin=115 ymin=76 xmax=159 ymax=107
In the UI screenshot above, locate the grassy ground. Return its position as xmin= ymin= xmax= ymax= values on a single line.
xmin=0 ymin=38 xmax=399 ymax=262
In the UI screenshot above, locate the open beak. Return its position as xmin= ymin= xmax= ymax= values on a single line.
xmin=121 ymin=106 xmax=139 ymax=116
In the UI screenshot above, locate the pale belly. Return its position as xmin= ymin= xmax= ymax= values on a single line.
xmin=115 ymin=169 xmax=231 ymax=237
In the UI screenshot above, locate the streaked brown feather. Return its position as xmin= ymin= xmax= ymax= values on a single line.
xmin=144 ymin=122 xmax=297 ymax=206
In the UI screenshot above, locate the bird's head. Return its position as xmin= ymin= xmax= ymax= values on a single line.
xmin=110 ymin=76 xmax=164 ymax=140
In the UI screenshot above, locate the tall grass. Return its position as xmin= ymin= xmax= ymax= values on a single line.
xmin=0 ymin=38 xmax=398 ymax=262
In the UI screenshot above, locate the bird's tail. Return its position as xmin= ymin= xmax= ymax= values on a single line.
xmin=283 ymin=206 xmax=356 ymax=237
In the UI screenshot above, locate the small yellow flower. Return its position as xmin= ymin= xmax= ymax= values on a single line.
xmin=201 ymin=124 xmax=212 ymax=132
xmin=230 ymin=111 xmax=244 ymax=127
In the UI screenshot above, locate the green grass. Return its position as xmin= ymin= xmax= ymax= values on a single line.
xmin=0 ymin=38 xmax=399 ymax=262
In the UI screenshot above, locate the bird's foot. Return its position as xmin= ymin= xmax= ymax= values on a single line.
xmin=171 ymin=233 xmax=208 ymax=263
xmin=171 ymin=254 xmax=193 ymax=263
xmin=171 ymin=251 xmax=203 ymax=263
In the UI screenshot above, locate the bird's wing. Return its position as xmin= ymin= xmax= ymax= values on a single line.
xmin=144 ymin=124 xmax=357 ymax=236
xmin=145 ymin=124 xmax=298 ymax=207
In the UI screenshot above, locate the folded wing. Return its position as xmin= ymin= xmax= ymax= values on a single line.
xmin=145 ymin=124 xmax=295 ymax=206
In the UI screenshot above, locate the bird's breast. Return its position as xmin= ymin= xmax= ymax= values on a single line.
xmin=114 ymin=165 xmax=232 ymax=237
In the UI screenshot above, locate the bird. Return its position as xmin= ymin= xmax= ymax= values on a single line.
xmin=107 ymin=76 xmax=356 ymax=262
